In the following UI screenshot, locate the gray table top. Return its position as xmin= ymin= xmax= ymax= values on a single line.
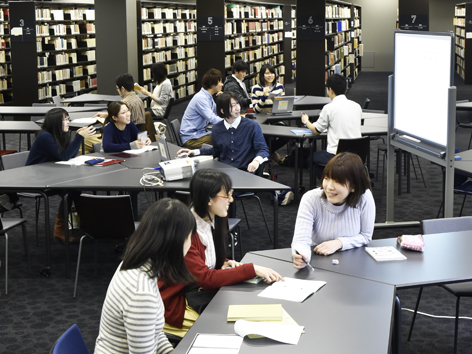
xmin=251 ymin=231 xmax=472 ymax=289
xmin=173 ymin=253 xmax=394 ymax=354
xmin=0 ymin=106 xmax=104 ymax=115
xmin=253 ymin=109 xmax=321 ymax=124
xmin=293 ymin=95 xmax=332 ymax=108
xmin=455 ymin=150 xmax=472 ymax=177
xmin=62 ymin=93 xmax=121 ymax=104
xmin=0 ymin=120 xmax=42 ymax=132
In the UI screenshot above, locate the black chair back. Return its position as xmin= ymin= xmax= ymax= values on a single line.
xmin=77 ymin=194 xmax=135 ymax=240
xmin=170 ymin=119 xmax=183 ymax=146
xmin=163 ymin=97 xmax=175 ymax=119
xmin=336 ymin=136 xmax=370 ymax=165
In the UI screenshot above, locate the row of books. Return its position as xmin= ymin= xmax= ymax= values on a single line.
xmin=456 ymin=45 xmax=465 ymax=58
xmin=224 ymin=19 xmax=284 ymax=35
xmin=225 ymin=33 xmax=282 ymax=51
xmin=0 ymin=8 xmax=9 ymax=22
xmin=457 ymin=65 xmax=465 ymax=81
xmin=226 ymin=46 xmax=283 ymax=64
xmin=0 ymin=50 xmax=10 ymax=63
xmin=143 ymin=66 xmax=196 ymax=82
xmin=456 ymin=37 xmax=465 ymax=48
xmin=36 ymin=8 xmax=95 ymax=21
xmin=142 ymin=21 xmax=195 ymax=35
xmin=456 ymin=27 xmax=466 ymax=37
xmin=0 ymin=38 xmax=8 ymax=49
xmin=36 ymin=23 xmax=95 ymax=36
xmin=0 ymin=63 xmax=10 ymax=77
xmin=225 ymin=53 xmax=283 ymax=72
xmin=455 ymin=7 xmax=466 ymax=17
xmin=38 ymin=52 xmax=76 ymax=67
xmin=38 ymin=66 xmax=96 ymax=82
xmin=142 ymin=33 xmax=196 ymax=50
xmin=326 ymin=32 xmax=351 ymax=51
xmin=326 ymin=20 xmax=350 ymax=34
xmin=175 ymin=84 xmax=195 ymax=99
xmin=141 ymin=8 xmax=196 ymax=21
xmin=0 ymin=24 xmax=8 ymax=36
xmin=457 ymin=56 xmax=465 ymax=69
xmin=226 ymin=5 xmax=282 ymax=20
xmin=326 ymin=4 xmax=351 ymax=19
xmin=0 ymin=77 xmax=8 ymax=90
xmin=143 ymin=49 xmax=195 ymax=65
xmin=454 ymin=17 xmax=466 ymax=27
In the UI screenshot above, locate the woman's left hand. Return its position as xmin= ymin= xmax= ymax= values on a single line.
xmin=222 ymin=260 xmax=242 ymax=269
xmin=313 ymin=239 xmax=342 ymax=256
xmin=140 ymin=88 xmax=151 ymax=97
xmin=145 ymin=137 xmax=151 ymax=145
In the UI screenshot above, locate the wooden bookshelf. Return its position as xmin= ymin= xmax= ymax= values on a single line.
xmin=137 ymin=1 xmax=198 ymax=103
xmin=0 ymin=2 xmax=12 ymax=105
xmin=10 ymin=0 xmax=96 ymax=105
xmin=455 ymin=3 xmax=472 ymax=84
xmin=297 ymin=0 xmax=362 ymax=96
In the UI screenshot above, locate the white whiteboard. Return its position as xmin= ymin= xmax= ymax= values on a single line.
xmin=393 ymin=31 xmax=453 ymax=147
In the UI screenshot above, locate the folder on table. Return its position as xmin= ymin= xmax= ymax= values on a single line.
xmin=227 ymin=304 xmax=283 ymax=322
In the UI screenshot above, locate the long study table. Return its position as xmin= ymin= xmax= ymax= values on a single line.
xmin=250 ymin=231 xmax=472 ymax=353
xmin=173 ymin=252 xmax=395 ymax=354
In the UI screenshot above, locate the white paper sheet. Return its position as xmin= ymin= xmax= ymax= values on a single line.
xmin=187 ymin=334 xmax=243 ymax=354
xmin=71 ymin=118 xmax=97 ymax=124
xmin=123 ymin=146 xmax=158 ymax=154
xmin=234 ymin=319 xmax=304 ymax=345
xmin=258 ymin=277 xmax=326 ymax=302
xmin=55 ymin=155 xmax=97 ymax=166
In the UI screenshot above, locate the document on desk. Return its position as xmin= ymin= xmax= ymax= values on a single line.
xmin=186 ymin=333 xmax=243 ymax=354
xmin=55 ymin=155 xmax=96 ymax=166
xmin=365 ymin=246 xmax=407 ymax=261
xmin=122 ymin=146 xmax=158 ymax=155
xmin=234 ymin=319 xmax=304 ymax=345
xmin=258 ymin=277 xmax=326 ymax=302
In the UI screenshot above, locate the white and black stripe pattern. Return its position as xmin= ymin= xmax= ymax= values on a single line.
xmin=95 ymin=262 xmax=173 ymax=354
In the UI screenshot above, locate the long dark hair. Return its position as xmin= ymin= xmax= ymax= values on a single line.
xmin=41 ymin=108 xmax=70 ymax=150
xmin=121 ymin=198 xmax=196 ymax=286
xmin=190 ymin=169 xmax=232 ymax=269
xmin=151 ymin=63 xmax=168 ymax=85
xmin=321 ymin=152 xmax=371 ymax=208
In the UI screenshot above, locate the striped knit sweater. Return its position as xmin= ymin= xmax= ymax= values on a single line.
xmin=250 ymin=82 xmax=285 ymax=113
xmin=95 ymin=262 xmax=173 ymax=354
xmin=291 ymin=188 xmax=375 ymax=262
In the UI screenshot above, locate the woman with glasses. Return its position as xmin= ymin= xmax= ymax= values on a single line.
xmin=159 ymin=169 xmax=283 ymax=339
xmin=102 ymin=101 xmax=151 ymax=153
xmin=26 ymin=107 xmax=96 ymax=243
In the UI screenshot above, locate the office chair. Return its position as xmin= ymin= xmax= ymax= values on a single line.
xmin=228 ymin=218 xmax=242 ymax=260
xmin=153 ymin=97 xmax=175 ymax=123
xmin=1 ymin=151 xmax=56 ymax=245
xmin=363 ymin=98 xmax=370 ymax=109
xmin=1 ymin=214 xmax=30 ymax=295
xmin=455 ymin=100 xmax=472 ymax=149
xmin=49 ymin=324 xmax=90 ymax=354
xmin=408 ymin=216 xmax=472 ymax=354
xmin=336 ymin=136 xmax=371 ymax=181
xmin=51 ymin=95 xmax=64 ymax=107
xmin=74 ymin=194 xmax=138 ymax=298
xmin=169 ymin=118 xmax=183 ymax=146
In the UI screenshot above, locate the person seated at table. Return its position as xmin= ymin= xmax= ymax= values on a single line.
xmin=26 ymin=108 xmax=96 ymax=243
xmin=101 ymin=101 xmax=151 ymax=153
xmin=180 ymin=68 xmax=224 ymax=148
xmin=250 ymin=64 xmax=287 ymax=162
xmin=159 ymin=169 xmax=283 ymax=339
xmin=301 ymin=73 xmax=362 ymax=179
xmin=292 ymin=152 xmax=375 ymax=267
xmin=250 ymin=63 xmax=285 ymax=114
xmin=94 ymin=73 xmax=146 ymax=130
xmin=177 ymin=91 xmax=268 ymax=174
xmin=139 ymin=63 xmax=174 ymax=117
xmin=223 ymin=60 xmax=252 ymax=113
xmin=95 ymin=198 xmax=195 ymax=354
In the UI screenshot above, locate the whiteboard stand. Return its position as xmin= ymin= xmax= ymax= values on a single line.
xmin=375 ymin=75 xmax=456 ymax=229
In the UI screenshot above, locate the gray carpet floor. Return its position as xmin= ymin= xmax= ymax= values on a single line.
xmin=2 ymin=72 xmax=472 ymax=353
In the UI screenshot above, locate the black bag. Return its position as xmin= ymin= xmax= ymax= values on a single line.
xmin=185 ymin=283 xmax=219 ymax=314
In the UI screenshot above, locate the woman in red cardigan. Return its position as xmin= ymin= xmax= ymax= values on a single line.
xmin=159 ymin=169 xmax=283 ymax=338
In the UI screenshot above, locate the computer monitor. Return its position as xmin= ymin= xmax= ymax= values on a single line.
xmin=271 ymin=96 xmax=294 ymax=115
xmin=156 ymin=134 xmax=171 ymax=162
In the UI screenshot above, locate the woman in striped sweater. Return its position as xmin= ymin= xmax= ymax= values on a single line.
xmin=291 ymin=152 xmax=375 ymax=267
xmin=250 ymin=64 xmax=285 ymax=113
xmin=94 ymin=198 xmax=195 ymax=354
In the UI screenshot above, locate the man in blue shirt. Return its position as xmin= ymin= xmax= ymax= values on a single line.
xmin=180 ymin=68 xmax=224 ymax=148
xmin=178 ymin=91 xmax=269 ymax=172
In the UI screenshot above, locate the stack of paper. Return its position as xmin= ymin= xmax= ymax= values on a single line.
xmin=258 ymin=277 xmax=326 ymax=302
xmin=365 ymin=246 xmax=407 ymax=261
xmin=227 ymin=304 xmax=282 ymax=322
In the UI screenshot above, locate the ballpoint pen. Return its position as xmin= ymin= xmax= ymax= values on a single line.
xmin=295 ymin=250 xmax=315 ymax=271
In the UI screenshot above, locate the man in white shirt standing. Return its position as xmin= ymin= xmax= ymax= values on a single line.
xmin=301 ymin=74 xmax=362 ymax=179
xmin=223 ymin=60 xmax=252 ymax=113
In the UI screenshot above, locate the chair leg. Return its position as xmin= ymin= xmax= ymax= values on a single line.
xmin=382 ymin=151 xmax=387 ymax=189
xmin=416 ymin=156 xmax=427 ymax=188
xmin=229 ymin=231 xmax=235 ymax=260
xmin=459 ymin=195 xmax=467 ymax=217
xmin=253 ymin=195 xmax=272 ymax=243
xmin=73 ymin=235 xmax=88 ymax=298
xmin=21 ymin=223 xmax=31 ymax=273
xmin=468 ymin=132 xmax=472 ymax=150
xmin=239 ymin=200 xmax=251 ymax=230
xmin=238 ymin=224 xmax=243 ymax=259
xmin=376 ymin=149 xmax=380 ymax=181
xmin=454 ymin=297 xmax=460 ymax=354
xmin=4 ymin=232 xmax=8 ymax=295
xmin=407 ymin=286 xmax=424 ymax=341
xmin=35 ymin=198 xmax=41 ymax=246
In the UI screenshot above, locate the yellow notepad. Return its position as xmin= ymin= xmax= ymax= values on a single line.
xmin=227 ymin=304 xmax=283 ymax=322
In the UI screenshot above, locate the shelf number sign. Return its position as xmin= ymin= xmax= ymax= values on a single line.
xmin=197 ymin=15 xmax=224 ymax=42
xmin=297 ymin=14 xmax=324 ymax=41
xmin=399 ymin=13 xmax=428 ymax=31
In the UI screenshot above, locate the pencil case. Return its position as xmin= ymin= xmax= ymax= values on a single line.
xmin=396 ymin=234 xmax=425 ymax=252
xmin=85 ymin=158 xmax=105 ymax=165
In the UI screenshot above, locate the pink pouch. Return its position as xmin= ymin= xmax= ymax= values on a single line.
xmin=396 ymin=235 xmax=425 ymax=252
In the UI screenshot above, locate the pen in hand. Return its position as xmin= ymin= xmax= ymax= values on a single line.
xmin=295 ymin=250 xmax=315 ymax=271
